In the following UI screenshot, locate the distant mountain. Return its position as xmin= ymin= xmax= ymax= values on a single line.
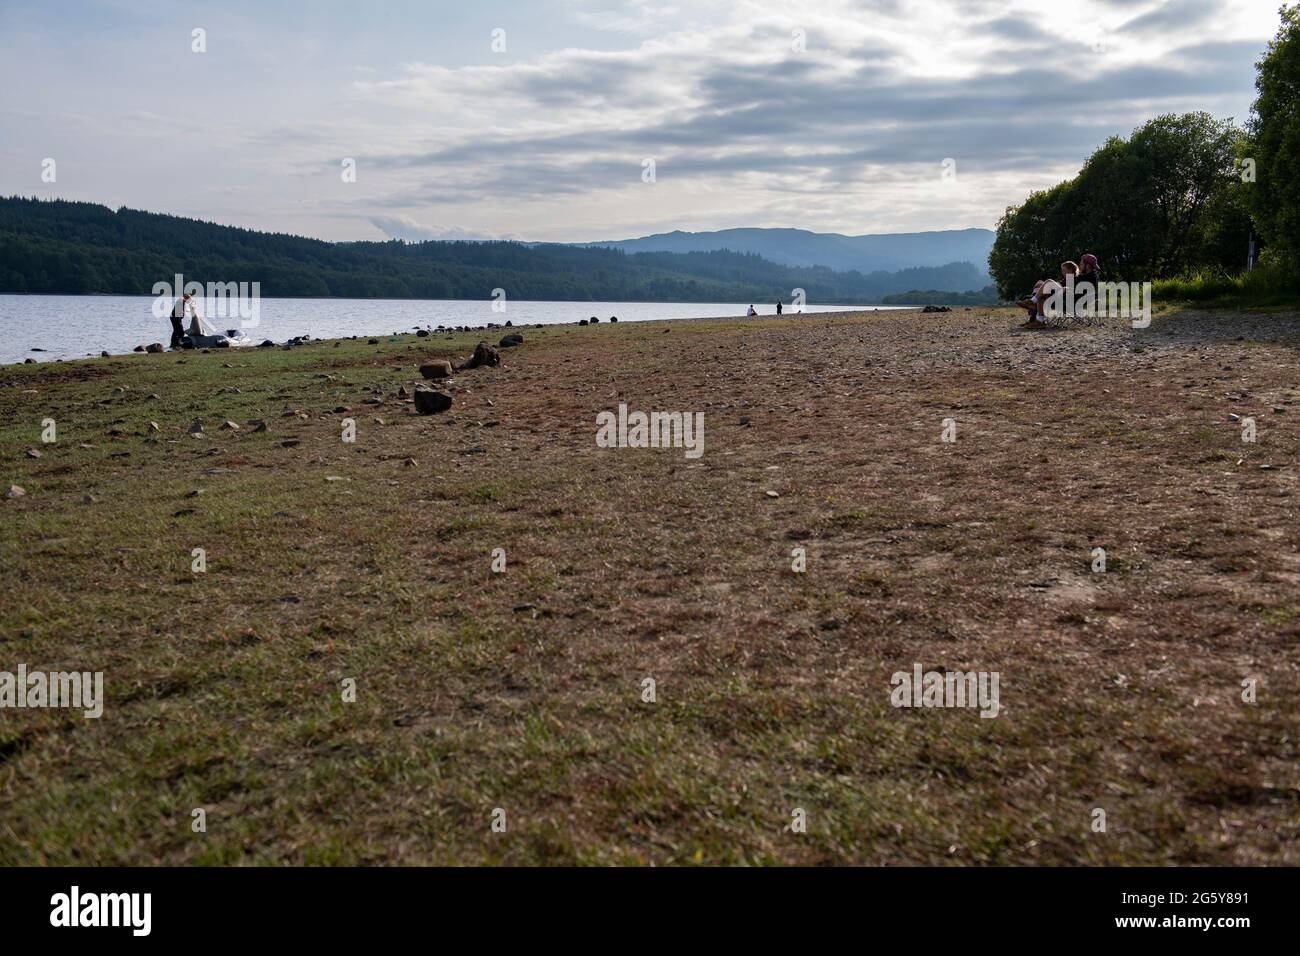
xmin=580 ymin=227 xmax=995 ymax=287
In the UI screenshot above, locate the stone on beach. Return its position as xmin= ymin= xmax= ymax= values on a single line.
xmin=420 ymin=359 xmax=454 ymax=379
xmin=499 ymin=333 xmax=524 ymax=347
xmin=4 ymin=484 xmax=25 ymax=499
xmin=414 ymin=387 xmax=453 ymax=414
xmin=459 ymin=341 xmax=500 ymax=370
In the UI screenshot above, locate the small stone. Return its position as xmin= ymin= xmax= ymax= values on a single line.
xmin=765 ymin=490 xmax=780 ymax=498
xmin=148 ymin=422 xmax=160 ymax=432
xmin=280 ymin=439 xmax=301 ymax=448
xmin=414 ymin=387 xmax=454 ymax=414
xmin=26 ymin=448 xmax=41 ymax=459
xmin=4 ymin=484 xmax=26 ymax=499
xmin=248 ymin=419 xmax=267 ymax=432
xmin=145 ymin=343 xmax=165 ymax=353
xmin=221 ymin=420 xmax=240 ymax=430
xmin=420 ymin=359 xmax=454 ymax=379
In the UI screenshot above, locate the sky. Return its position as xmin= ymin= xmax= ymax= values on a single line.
xmin=0 ymin=0 xmax=1281 ymax=243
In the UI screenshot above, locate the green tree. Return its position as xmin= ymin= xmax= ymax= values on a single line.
xmin=1246 ymin=4 xmax=1300 ymax=262
xmin=989 ymin=113 xmax=1247 ymax=296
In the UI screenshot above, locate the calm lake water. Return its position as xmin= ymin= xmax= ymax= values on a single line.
xmin=0 ymin=295 xmax=906 ymax=366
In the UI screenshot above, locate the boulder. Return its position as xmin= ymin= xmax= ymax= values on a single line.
xmin=257 ymin=339 xmax=275 ymax=348
xmin=420 ymin=359 xmax=454 ymax=379
xmin=499 ymin=333 xmax=524 ymax=348
xmin=921 ymin=305 xmax=952 ymax=313
xmin=459 ymin=341 xmax=500 ymax=370
xmin=416 ymin=329 xmax=429 ymax=337
xmin=145 ymin=342 xmax=165 ymax=353
xmin=589 ymin=316 xmax=600 ymax=323
xmin=609 ymin=316 xmax=618 ymax=322
xmin=133 ymin=345 xmax=146 ymax=352
xmin=414 ymin=387 xmax=453 ymax=414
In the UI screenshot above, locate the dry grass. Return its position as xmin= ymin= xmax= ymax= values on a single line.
xmin=1 ymin=306 xmax=1298 ymax=865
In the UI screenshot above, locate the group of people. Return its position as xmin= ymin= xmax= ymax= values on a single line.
xmin=1018 ymin=253 xmax=1101 ymax=329
xmin=746 ymin=303 xmax=784 ymax=316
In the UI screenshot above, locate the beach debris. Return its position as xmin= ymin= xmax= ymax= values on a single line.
xmin=5 ymin=484 xmax=27 ymax=499
xmin=420 ymin=359 xmax=454 ymax=379
xmin=459 ymin=341 xmax=500 ymax=370
xmin=414 ymin=387 xmax=454 ymax=414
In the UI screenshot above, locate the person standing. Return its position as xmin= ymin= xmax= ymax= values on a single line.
xmin=776 ymin=301 xmax=783 ymax=315
xmin=170 ymin=293 xmax=195 ymax=349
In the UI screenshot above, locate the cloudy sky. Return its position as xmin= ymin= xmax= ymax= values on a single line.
xmin=0 ymin=0 xmax=1279 ymax=243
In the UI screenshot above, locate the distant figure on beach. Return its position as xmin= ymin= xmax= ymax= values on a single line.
xmin=170 ymin=293 xmax=197 ymax=349
xmin=746 ymin=304 xmax=757 ymax=316
xmin=776 ymin=302 xmax=782 ymax=315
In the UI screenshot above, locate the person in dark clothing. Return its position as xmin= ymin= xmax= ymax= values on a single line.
xmin=170 ymin=293 xmax=193 ymax=349
xmin=776 ymin=302 xmax=783 ymax=315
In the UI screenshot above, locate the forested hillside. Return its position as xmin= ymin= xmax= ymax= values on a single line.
xmin=0 ymin=198 xmax=987 ymax=303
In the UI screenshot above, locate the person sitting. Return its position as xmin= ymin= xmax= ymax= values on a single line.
xmin=1017 ymin=277 xmax=1061 ymax=329
xmin=1075 ymin=253 xmax=1100 ymax=317
xmin=1060 ymin=260 xmax=1079 ymax=317
xmin=746 ymin=304 xmax=758 ymax=317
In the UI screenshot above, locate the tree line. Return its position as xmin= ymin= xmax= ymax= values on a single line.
xmin=0 ymin=197 xmax=988 ymax=304
xmin=989 ymin=5 xmax=1300 ymax=302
